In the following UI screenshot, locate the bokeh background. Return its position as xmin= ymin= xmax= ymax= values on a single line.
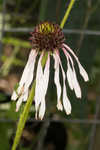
xmin=0 ymin=0 xmax=100 ymax=150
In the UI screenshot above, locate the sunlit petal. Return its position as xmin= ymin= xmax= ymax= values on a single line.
xmin=38 ymin=53 xmax=50 ymax=119
xmin=63 ymin=83 xmax=72 ymax=115
xmin=16 ymin=96 xmax=23 ymax=112
xmin=11 ymin=91 xmax=18 ymax=101
xmin=78 ymin=63 xmax=89 ymax=82
xmin=20 ymin=50 xmax=37 ymax=87
xmin=56 ymin=51 xmax=71 ymax=114
xmin=63 ymin=43 xmax=89 ymax=82
xmin=35 ymin=53 xmax=50 ymax=119
xmin=35 ymin=53 xmax=44 ymax=113
xmin=53 ymin=53 xmax=63 ymax=111
xmin=12 ymin=50 xmax=37 ymax=104
xmin=23 ymin=90 xmax=29 ymax=102
xmin=43 ymin=53 xmax=50 ymax=95
xmin=39 ymin=99 xmax=46 ymax=120
xmin=66 ymin=57 xmax=74 ymax=90
xmin=62 ymin=48 xmax=81 ymax=98
xmin=72 ymin=68 xmax=82 ymax=98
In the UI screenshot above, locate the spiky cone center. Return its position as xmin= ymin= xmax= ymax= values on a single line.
xmin=30 ymin=22 xmax=65 ymax=52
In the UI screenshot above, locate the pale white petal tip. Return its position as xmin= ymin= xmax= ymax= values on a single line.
xmin=65 ymin=105 xmax=71 ymax=115
xmin=16 ymin=108 xmax=18 ymax=112
xmin=39 ymin=103 xmax=45 ymax=120
xmin=66 ymin=110 xmax=71 ymax=115
xmin=35 ymin=107 xmax=45 ymax=120
xmin=35 ymin=112 xmax=38 ymax=120
xmin=15 ymin=97 xmax=23 ymax=112
xmin=57 ymin=101 xmax=63 ymax=111
xmin=35 ymin=112 xmax=44 ymax=120
xmin=63 ymin=43 xmax=89 ymax=82
xmin=16 ymin=103 xmax=20 ymax=112
xmin=67 ymin=69 xmax=73 ymax=90
xmin=79 ymin=64 xmax=89 ymax=82
xmin=83 ymin=72 xmax=89 ymax=82
xmin=39 ymin=115 xmax=44 ymax=120
xmin=64 ymin=99 xmax=72 ymax=115
xmin=75 ymin=91 xmax=82 ymax=99
xmin=11 ymin=91 xmax=18 ymax=101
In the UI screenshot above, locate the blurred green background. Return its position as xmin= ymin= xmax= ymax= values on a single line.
xmin=0 ymin=0 xmax=100 ymax=150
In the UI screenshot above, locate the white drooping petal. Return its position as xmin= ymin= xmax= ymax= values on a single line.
xmin=67 ymin=52 xmax=82 ymax=98
xmin=62 ymin=48 xmax=82 ymax=98
xmin=63 ymin=83 xmax=72 ymax=115
xmin=43 ymin=53 xmax=50 ymax=96
xmin=11 ymin=49 xmax=37 ymax=103
xmin=72 ymin=68 xmax=82 ymax=98
xmin=66 ymin=58 xmax=74 ymax=90
xmin=35 ymin=53 xmax=44 ymax=113
xmin=19 ymin=50 xmax=37 ymax=91
xmin=63 ymin=43 xmax=89 ymax=82
xmin=53 ymin=53 xmax=63 ymax=111
xmin=38 ymin=53 xmax=50 ymax=119
xmin=11 ymin=91 xmax=18 ymax=101
xmin=39 ymin=99 xmax=46 ymax=120
xmin=35 ymin=53 xmax=50 ymax=119
xmin=78 ymin=63 xmax=89 ymax=81
xmin=23 ymin=90 xmax=29 ymax=102
xmin=16 ymin=96 xmax=23 ymax=112
xmin=11 ymin=50 xmax=37 ymax=112
xmin=16 ymin=90 xmax=29 ymax=112
xmin=56 ymin=51 xmax=71 ymax=115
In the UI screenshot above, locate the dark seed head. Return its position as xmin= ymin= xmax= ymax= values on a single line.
xmin=30 ymin=22 xmax=65 ymax=52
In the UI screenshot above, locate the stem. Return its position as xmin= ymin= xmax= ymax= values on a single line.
xmin=11 ymin=81 xmax=36 ymax=150
xmin=60 ymin=0 xmax=75 ymax=29
xmin=11 ymin=52 xmax=48 ymax=150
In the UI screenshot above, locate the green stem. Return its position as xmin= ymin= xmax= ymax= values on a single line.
xmin=11 ymin=81 xmax=36 ymax=150
xmin=60 ymin=0 xmax=75 ymax=29
xmin=11 ymin=52 xmax=48 ymax=150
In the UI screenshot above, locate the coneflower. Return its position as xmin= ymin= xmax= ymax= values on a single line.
xmin=11 ymin=22 xmax=89 ymax=120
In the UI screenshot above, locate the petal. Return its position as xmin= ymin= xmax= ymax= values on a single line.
xmin=11 ymin=91 xmax=18 ymax=101
xmin=43 ymin=53 xmax=50 ymax=95
xmin=53 ymin=53 xmax=63 ymax=111
xmin=63 ymin=83 xmax=72 ymax=115
xmin=35 ymin=52 xmax=50 ymax=119
xmin=72 ymin=68 xmax=82 ymax=98
xmin=56 ymin=51 xmax=71 ymax=115
xmin=66 ymin=58 xmax=74 ymax=90
xmin=62 ymin=48 xmax=81 ymax=98
xmin=20 ymin=50 xmax=37 ymax=87
xmin=62 ymin=48 xmax=74 ymax=90
xmin=39 ymin=99 xmax=46 ymax=120
xmin=38 ymin=53 xmax=50 ymax=119
xmin=35 ymin=53 xmax=44 ymax=112
xmin=63 ymin=44 xmax=89 ymax=82
xmin=16 ymin=96 xmax=23 ymax=112
xmin=20 ymin=50 xmax=37 ymax=90
xmin=13 ymin=50 xmax=37 ymax=111
xmin=61 ymin=68 xmax=71 ymax=115
xmin=16 ymin=90 xmax=28 ymax=112
xmin=13 ymin=50 xmax=37 ymax=101
xmin=57 ymin=100 xmax=63 ymax=111
xmin=23 ymin=90 xmax=29 ymax=102
xmin=78 ymin=63 xmax=89 ymax=82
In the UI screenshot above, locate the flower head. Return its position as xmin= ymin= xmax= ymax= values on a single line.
xmin=11 ymin=21 xmax=89 ymax=119
xmin=30 ymin=22 xmax=65 ymax=52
